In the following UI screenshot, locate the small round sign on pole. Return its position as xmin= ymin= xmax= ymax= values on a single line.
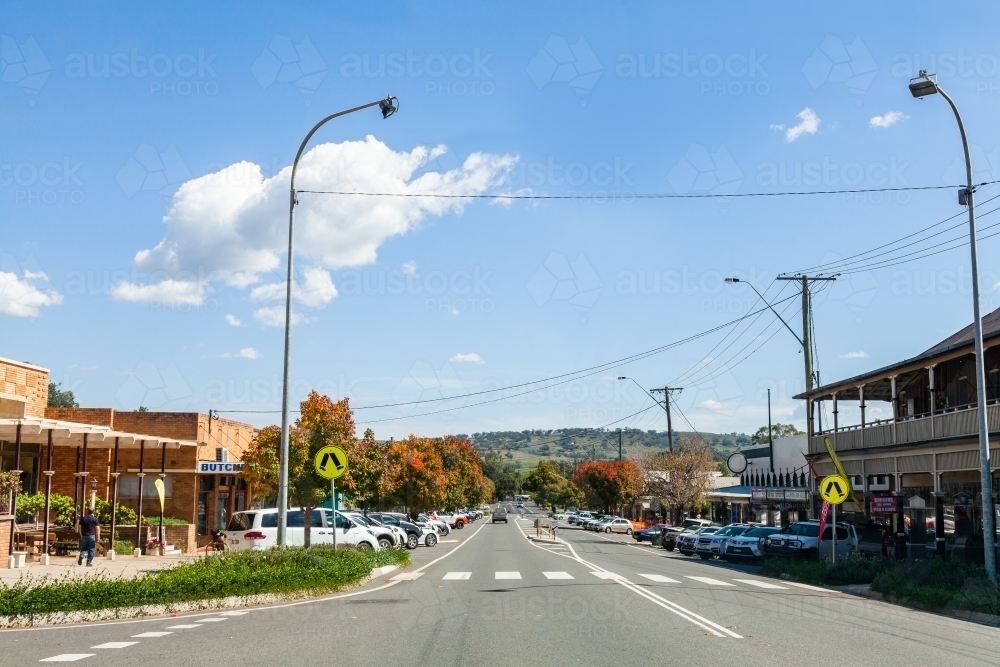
xmin=819 ymin=474 xmax=850 ymax=505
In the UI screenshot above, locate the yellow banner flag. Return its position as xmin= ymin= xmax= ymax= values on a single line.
xmin=823 ymin=437 xmax=863 ymax=505
xmin=153 ymin=478 xmax=166 ymax=513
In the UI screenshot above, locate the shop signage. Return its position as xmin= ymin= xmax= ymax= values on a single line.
xmin=952 ymin=492 xmax=975 ymax=506
xmin=766 ymin=489 xmax=785 ymax=501
xmin=784 ymin=490 xmax=808 ymax=502
xmin=196 ymin=461 xmax=244 ymax=474
xmin=751 ymin=488 xmax=809 ymax=503
xmin=870 ymin=495 xmax=898 ymax=514
xmin=751 ymin=488 xmax=767 ymax=501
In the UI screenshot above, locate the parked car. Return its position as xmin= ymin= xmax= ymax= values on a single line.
xmin=568 ymin=512 xmax=593 ymax=526
xmin=724 ymin=526 xmax=782 ymax=563
xmin=763 ymin=521 xmax=858 ymax=560
xmin=633 ymin=524 xmax=668 ymax=543
xmin=695 ymin=524 xmax=751 ymax=560
xmin=584 ymin=515 xmax=614 ymax=531
xmin=415 ymin=513 xmax=450 ymax=535
xmin=226 ymin=508 xmax=380 ymax=551
xmin=599 ymin=517 xmax=634 ymax=534
xmin=367 ymin=512 xmax=438 ymax=548
xmin=435 ymin=511 xmax=469 ymax=529
xmin=342 ymin=512 xmax=399 ymax=550
xmin=677 ymin=526 xmax=721 ymax=556
xmin=493 ymin=507 xmax=509 ymax=523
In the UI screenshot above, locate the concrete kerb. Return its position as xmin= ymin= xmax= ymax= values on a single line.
xmin=0 ymin=564 xmax=399 ymax=629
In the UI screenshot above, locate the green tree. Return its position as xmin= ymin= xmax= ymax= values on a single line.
xmin=750 ymin=423 xmax=803 ymax=445
xmin=524 ymin=461 xmax=587 ymax=511
xmin=47 ymin=382 xmax=79 ymax=408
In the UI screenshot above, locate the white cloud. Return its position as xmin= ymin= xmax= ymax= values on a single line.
xmin=116 ymin=137 xmax=516 ymax=308
xmin=0 ymin=270 xmax=62 ymax=317
xmin=250 ymin=266 xmax=338 ymax=309
xmin=252 ymin=306 xmax=312 ymax=328
xmin=225 ymin=314 xmax=242 ymax=327
xmin=700 ymin=399 xmax=723 ymax=410
xmin=769 ymin=123 xmax=785 ymax=132
xmin=784 ymin=108 xmax=821 ymax=142
xmin=401 ymin=261 xmax=418 ymax=276
xmin=870 ymin=111 xmax=905 ymax=129
xmin=449 ymin=352 xmax=484 ymax=364
xmin=840 ymin=351 xmax=870 ymax=359
xmin=222 ymin=347 xmax=261 ymax=360
xmin=111 ymin=279 xmax=206 ymax=306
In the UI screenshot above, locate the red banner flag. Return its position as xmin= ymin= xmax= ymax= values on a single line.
xmin=817 ymin=501 xmax=830 ymax=548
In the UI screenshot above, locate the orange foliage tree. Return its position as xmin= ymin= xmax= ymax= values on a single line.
xmin=573 ymin=460 xmax=644 ymax=512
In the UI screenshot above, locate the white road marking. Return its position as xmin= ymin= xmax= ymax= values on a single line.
xmin=439 ymin=539 xmax=460 ymax=543
xmin=734 ymin=579 xmax=788 ymax=589
xmin=165 ymin=624 xmax=201 ymax=629
xmin=218 ymin=611 xmax=248 ymax=616
xmin=591 ymin=571 xmax=626 ymax=580
xmin=686 ymin=576 xmax=736 ymax=586
xmin=637 ymin=573 xmax=680 ymax=583
xmin=132 ymin=632 xmax=172 ymax=638
xmin=442 ymin=572 xmax=471 ymax=580
xmin=495 ymin=571 xmax=521 ymax=579
xmin=39 ymin=656 xmax=94 ymax=662
xmin=91 ymin=642 xmax=137 ymax=649
xmin=783 ymin=581 xmax=831 ymax=593
xmin=389 ymin=572 xmax=424 ymax=581
xmin=543 ymin=571 xmax=574 ymax=579
xmin=194 ymin=617 xmax=227 ymax=622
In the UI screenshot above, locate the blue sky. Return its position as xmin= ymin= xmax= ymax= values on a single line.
xmin=3 ymin=1 xmax=1000 ymax=439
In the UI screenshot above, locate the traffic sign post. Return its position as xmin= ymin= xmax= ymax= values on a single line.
xmin=315 ymin=446 xmax=348 ymax=550
xmin=819 ymin=474 xmax=849 ymax=564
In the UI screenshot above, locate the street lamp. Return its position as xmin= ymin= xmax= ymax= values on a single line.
xmin=909 ymin=70 xmax=996 ymax=581
xmin=277 ymin=95 xmax=399 ymax=546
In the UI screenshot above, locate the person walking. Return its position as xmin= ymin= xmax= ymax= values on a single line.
xmin=78 ymin=507 xmax=100 ymax=567
xmin=881 ymin=526 xmax=895 ymax=560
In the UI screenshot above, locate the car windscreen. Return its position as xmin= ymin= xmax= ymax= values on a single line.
xmin=227 ymin=512 xmax=255 ymax=532
xmin=744 ymin=527 xmax=779 ymax=538
xmin=791 ymin=524 xmax=820 ymax=537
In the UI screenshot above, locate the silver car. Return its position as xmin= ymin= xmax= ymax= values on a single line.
xmin=596 ymin=517 xmax=634 ymax=534
xmin=677 ymin=526 xmax=721 ymax=556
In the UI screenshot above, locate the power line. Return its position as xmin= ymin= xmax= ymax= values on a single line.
xmin=294 ymin=181 xmax=1000 ymax=201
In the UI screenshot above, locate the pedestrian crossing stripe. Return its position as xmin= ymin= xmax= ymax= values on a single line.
xmin=591 ymin=571 xmax=627 ymax=580
xmin=733 ymin=579 xmax=787 ymax=589
xmin=542 ymin=571 xmax=574 ymax=579
xmin=495 ymin=571 xmax=521 ymax=579
xmin=132 ymin=632 xmax=172 ymax=638
xmin=443 ymin=572 xmax=472 ymax=580
xmin=685 ymin=576 xmax=735 ymax=586
xmin=636 ymin=573 xmax=680 ymax=583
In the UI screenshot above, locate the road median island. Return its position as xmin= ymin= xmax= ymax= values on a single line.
xmin=0 ymin=546 xmax=410 ymax=628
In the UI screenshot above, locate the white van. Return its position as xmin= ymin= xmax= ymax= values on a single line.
xmin=226 ymin=507 xmax=380 ymax=551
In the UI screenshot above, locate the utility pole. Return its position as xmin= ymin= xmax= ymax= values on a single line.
xmin=776 ymin=275 xmax=836 ymax=392
xmin=618 ymin=428 xmax=623 ymax=461
xmin=767 ymin=388 xmax=774 ymax=472
xmin=650 ymin=387 xmax=682 ymax=452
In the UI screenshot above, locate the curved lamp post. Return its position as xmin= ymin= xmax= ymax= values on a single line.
xmin=909 ymin=70 xmax=995 ymax=581
xmin=277 ymin=96 xmax=398 ymax=546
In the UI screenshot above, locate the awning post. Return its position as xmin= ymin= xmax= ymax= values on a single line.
xmin=136 ymin=440 xmax=146 ymax=555
xmin=109 ymin=436 xmax=120 ymax=560
xmin=41 ymin=428 xmax=54 ymax=565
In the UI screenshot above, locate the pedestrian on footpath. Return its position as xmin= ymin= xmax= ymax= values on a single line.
xmin=78 ymin=507 xmax=100 ymax=567
xmin=881 ymin=527 xmax=894 ymax=560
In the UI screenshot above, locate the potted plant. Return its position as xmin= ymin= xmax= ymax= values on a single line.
xmin=145 ymin=537 xmax=165 ymax=556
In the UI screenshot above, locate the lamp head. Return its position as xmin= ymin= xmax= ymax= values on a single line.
xmin=617 ymin=376 xmax=627 ymax=380
xmin=725 ymin=277 xmax=739 ymax=284
xmin=379 ymin=95 xmax=399 ymax=119
xmin=908 ymin=70 xmax=938 ymax=98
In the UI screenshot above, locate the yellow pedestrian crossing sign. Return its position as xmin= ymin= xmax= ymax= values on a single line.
xmin=819 ymin=474 xmax=850 ymax=505
xmin=314 ymin=446 xmax=348 ymax=480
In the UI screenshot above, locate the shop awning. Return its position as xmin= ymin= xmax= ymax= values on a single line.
xmin=0 ymin=418 xmax=197 ymax=448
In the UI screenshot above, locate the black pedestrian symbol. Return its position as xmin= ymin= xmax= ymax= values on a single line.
xmin=320 ymin=451 xmax=345 ymax=473
xmin=823 ymin=477 xmax=847 ymax=501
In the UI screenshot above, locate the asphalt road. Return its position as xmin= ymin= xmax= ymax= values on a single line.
xmin=4 ymin=504 xmax=999 ymax=666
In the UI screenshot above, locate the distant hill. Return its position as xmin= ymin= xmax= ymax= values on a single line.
xmin=465 ymin=428 xmax=751 ymax=463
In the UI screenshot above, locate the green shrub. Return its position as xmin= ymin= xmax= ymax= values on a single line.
xmin=761 ymin=553 xmax=892 ymax=586
xmin=0 ymin=546 xmax=410 ymax=617
xmin=141 ymin=516 xmax=188 ymax=526
xmin=870 ymin=558 xmax=1000 ymax=614
xmin=14 ymin=494 xmax=75 ymax=525
xmin=94 ymin=498 xmax=137 ymax=526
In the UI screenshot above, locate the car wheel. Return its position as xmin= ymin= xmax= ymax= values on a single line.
xmin=699 ymin=554 xmax=711 ymax=560
xmin=442 ymin=525 xmax=450 ymax=536
xmin=425 ymin=533 xmax=438 ymax=547
xmin=456 ymin=521 xmax=464 ymax=529
xmin=406 ymin=534 xmax=419 ymax=549
xmin=357 ymin=542 xmax=373 ymax=552
xmin=378 ymin=537 xmax=393 ymax=550
xmin=663 ymin=544 xmax=675 ymax=551
xmin=626 ymin=528 xmax=633 ymax=535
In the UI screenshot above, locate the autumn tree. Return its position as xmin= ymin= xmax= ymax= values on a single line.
xmin=340 ymin=428 xmax=387 ymax=509
xmin=383 ymin=436 xmax=448 ymax=513
xmin=243 ymin=425 xmax=283 ymax=503
xmin=523 ymin=461 xmax=585 ymax=511
xmin=639 ymin=443 xmax=718 ymax=523
xmin=572 ymin=460 xmax=643 ymax=513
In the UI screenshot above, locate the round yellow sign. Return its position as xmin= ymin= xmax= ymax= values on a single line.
xmin=314 ymin=445 xmax=348 ymax=480
xmin=819 ymin=474 xmax=850 ymax=505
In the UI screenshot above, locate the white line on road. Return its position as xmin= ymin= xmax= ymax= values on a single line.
xmin=442 ymin=572 xmax=471 ymax=580
xmin=542 ymin=571 xmax=574 ymax=579
xmin=217 ymin=611 xmax=248 ymax=616
xmin=637 ymin=573 xmax=680 ymax=583
xmin=165 ymin=624 xmax=201 ymax=629
xmin=734 ymin=579 xmax=787 ymax=589
xmin=783 ymin=581 xmax=833 ymax=593
xmin=686 ymin=576 xmax=736 ymax=587
xmin=591 ymin=571 xmax=626 ymax=580
xmin=132 ymin=632 xmax=172 ymax=638
xmin=91 ymin=642 xmax=137 ymax=649
xmin=39 ymin=656 xmax=94 ymax=662
xmin=495 ymin=571 xmax=521 ymax=579
xmin=193 ymin=618 xmax=227 ymax=622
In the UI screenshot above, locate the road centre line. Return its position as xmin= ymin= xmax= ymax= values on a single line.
xmin=514 ymin=517 xmax=742 ymax=639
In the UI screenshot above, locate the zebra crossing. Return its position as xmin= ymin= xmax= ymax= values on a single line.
xmin=410 ymin=569 xmax=793 ymax=591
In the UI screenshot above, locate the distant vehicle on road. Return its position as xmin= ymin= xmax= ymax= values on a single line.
xmin=493 ymin=507 xmax=508 ymax=523
xmin=633 ymin=524 xmax=668 ymax=543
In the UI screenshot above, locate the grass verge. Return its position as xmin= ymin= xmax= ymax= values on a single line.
xmin=761 ymin=554 xmax=1000 ymax=616
xmin=0 ymin=546 xmax=409 ymax=618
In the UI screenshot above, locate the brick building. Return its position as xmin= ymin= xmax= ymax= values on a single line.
xmin=1 ymin=356 xmax=257 ymax=558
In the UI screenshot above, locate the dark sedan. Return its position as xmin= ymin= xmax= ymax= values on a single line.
xmin=632 ymin=524 xmax=668 ymax=543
